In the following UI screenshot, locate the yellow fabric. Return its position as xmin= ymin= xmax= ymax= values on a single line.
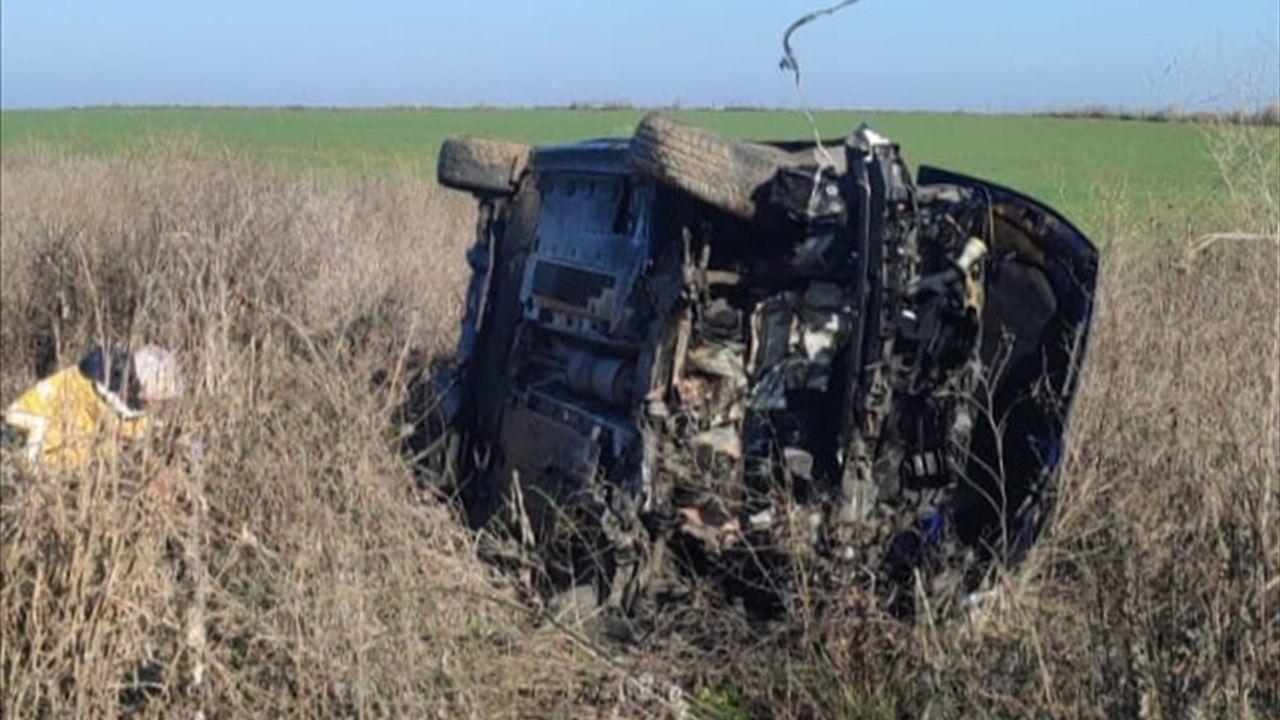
xmin=3 ymin=366 xmax=151 ymax=473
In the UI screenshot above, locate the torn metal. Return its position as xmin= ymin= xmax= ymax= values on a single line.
xmin=425 ymin=116 xmax=1099 ymax=619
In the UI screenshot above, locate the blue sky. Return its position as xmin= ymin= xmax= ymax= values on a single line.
xmin=1 ymin=0 xmax=1276 ymax=110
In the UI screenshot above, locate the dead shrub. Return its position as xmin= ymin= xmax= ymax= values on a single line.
xmin=0 ymin=147 xmax=651 ymax=719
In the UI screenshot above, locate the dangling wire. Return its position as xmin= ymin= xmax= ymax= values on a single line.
xmin=779 ymin=0 xmax=864 ymax=85
xmin=779 ymin=0 xmax=866 ymax=173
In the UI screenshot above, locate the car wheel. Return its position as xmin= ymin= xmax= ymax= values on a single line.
xmin=437 ymin=136 xmax=532 ymax=195
xmin=630 ymin=113 xmax=790 ymax=220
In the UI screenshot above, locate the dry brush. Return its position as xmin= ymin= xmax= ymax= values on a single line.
xmin=0 ymin=132 xmax=1276 ymax=719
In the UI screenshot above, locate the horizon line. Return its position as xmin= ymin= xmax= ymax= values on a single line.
xmin=3 ymin=100 xmax=1276 ymax=115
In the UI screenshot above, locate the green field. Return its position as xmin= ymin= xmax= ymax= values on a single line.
xmin=0 ymin=107 xmax=1224 ymax=233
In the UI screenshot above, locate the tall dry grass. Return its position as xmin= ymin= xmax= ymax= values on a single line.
xmin=1 ymin=129 xmax=1276 ymax=719
xmin=0 ymin=145 xmax=654 ymax=719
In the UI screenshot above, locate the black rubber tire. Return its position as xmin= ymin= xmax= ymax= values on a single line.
xmin=438 ymin=136 xmax=533 ymax=195
xmin=630 ymin=113 xmax=790 ymax=220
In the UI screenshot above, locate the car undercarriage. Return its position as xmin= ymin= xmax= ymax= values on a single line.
xmin=422 ymin=114 xmax=1098 ymax=620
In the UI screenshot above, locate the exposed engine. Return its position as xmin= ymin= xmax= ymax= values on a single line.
xmin=428 ymin=116 xmax=1098 ymax=618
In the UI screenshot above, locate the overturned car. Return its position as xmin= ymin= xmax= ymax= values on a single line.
xmin=423 ymin=114 xmax=1097 ymax=617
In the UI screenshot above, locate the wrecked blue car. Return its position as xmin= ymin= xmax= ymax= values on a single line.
xmin=424 ymin=114 xmax=1098 ymax=617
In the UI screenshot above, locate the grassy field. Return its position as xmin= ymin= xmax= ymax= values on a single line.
xmin=0 ymin=107 xmax=1227 ymax=233
xmin=0 ymin=113 xmax=1275 ymax=717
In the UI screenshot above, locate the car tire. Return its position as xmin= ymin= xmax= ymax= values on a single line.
xmin=630 ymin=113 xmax=790 ymax=220
xmin=438 ymin=136 xmax=532 ymax=195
